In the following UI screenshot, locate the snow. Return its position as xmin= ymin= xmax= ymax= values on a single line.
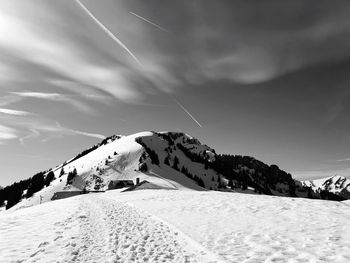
xmin=10 ymin=131 xmax=222 ymax=211
xmin=302 ymin=175 xmax=350 ymax=198
xmin=1 ymin=190 xmax=350 ymax=263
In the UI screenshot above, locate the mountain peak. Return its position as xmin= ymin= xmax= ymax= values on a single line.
xmin=1 ymin=131 xmax=349 ymax=211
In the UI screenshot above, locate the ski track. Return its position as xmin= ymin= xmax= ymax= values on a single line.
xmin=70 ymin=196 xmax=215 ymax=263
xmin=1 ymin=191 xmax=350 ymax=263
xmin=0 ymin=195 xmax=222 ymax=263
xmin=109 ymin=191 xmax=350 ymax=263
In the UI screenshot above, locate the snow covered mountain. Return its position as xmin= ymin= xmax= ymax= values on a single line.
xmin=0 ymin=131 xmax=347 ymax=211
xmin=302 ymin=175 xmax=350 ymax=199
xmin=1 ymin=131 xmax=350 ymax=262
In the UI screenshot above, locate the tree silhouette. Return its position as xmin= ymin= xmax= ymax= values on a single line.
xmin=66 ymin=168 xmax=77 ymax=185
xmin=26 ymin=172 xmax=45 ymax=198
xmin=45 ymin=171 xmax=55 ymax=187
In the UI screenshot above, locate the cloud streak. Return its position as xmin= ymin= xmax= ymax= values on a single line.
xmin=0 ymin=125 xmax=17 ymax=142
xmin=10 ymin=92 xmax=62 ymax=100
xmin=174 ymin=99 xmax=202 ymax=128
xmin=10 ymin=92 xmax=94 ymax=114
xmin=332 ymin=158 xmax=350 ymax=162
xmin=0 ymin=108 xmax=32 ymax=116
xmin=56 ymin=122 xmax=106 ymax=140
xmin=74 ymin=0 xmax=142 ymax=66
xmin=129 ymin=12 xmax=169 ymax=33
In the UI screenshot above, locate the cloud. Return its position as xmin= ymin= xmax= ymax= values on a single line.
xmin=16 ymin=121 xmax=106 ymax=144
xmin=10 ymin=92 xmax=61 ymax=100
xmin=1 ymin=0 xmax=350 ymax=118
xmin=10 ymin=92 xmax=95 ymax=114
xmin=331 ymin=158 xmax=350 ymax=163
xmin=0 ymin=111 xmax=105 ymax=144
xmin=75 ymin=0 xmax=142 ymax=66
xmin=0 ymin=108 xmax=32 ymax=116
xmin=0 ymin=124 xmax=18 ymax=143
xmin=293 ymin=168 xmax=350 ymax=181
xmin=63 ymin=128 xmax=106 ymax=140
xmin=0 ymin=95 xmax=23 ymax=107
xmin=0 ymin=1 xmax=147 ymax=105
xmin=19 ymin=128 xmax=41 ymax=144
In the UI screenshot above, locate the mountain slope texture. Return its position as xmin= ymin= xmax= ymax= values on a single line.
xmin=1 ymin=131 xmax=348 ymax=211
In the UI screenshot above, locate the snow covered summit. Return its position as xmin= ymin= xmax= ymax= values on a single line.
xmin=1 ymin=131 xmax=348 ymax=211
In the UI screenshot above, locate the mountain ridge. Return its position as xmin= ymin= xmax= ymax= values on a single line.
xmin=0 ymin=131 xmax=348 ymax=210
xmin=302 ymin=175 xmax=350 ymax=199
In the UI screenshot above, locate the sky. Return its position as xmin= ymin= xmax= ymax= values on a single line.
xmin=1 ymin=0 xmax=350 ymax=186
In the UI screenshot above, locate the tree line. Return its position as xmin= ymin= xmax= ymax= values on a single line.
xmin=0 ymin=170 xmax=56 ymax=209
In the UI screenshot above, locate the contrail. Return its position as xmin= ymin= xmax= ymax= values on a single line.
xmin=129 ymin=12 xmax=169 ymax=33
xmin=174 ymin=99 xmax=202 ymax=128
xmin=75 ymin=0 xmax=142 ymax=66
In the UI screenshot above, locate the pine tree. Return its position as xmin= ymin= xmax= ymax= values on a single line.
xmin=172 ymin=156 xmax=179 ymax=171
xmin=66 ymin=168 xmax=77 ymax=185
xmin=228 ymin=179 xmax=234 ymax=189
xmin=26 ymin=172 xmax=45 ymax=198
xmin=59 ymin=167 xmax=65 ymax=177
xmin=45 ymin=171 xmax=55 ymax=187
xmin=164 ymin=156 xmax=170 ymax=166
xmin=139 ymin=163 xmax=148 ymax=172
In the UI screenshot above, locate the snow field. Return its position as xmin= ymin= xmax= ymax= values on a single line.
xmin=106 ymin=190 xmax=350 ymax=263
xmin=0 ymin=193 xmax=221 ymax=263
xmin=1 ymin=186 xmax=350 ymax=262
xmin=0 ymin=196 xmax=81 ymax=262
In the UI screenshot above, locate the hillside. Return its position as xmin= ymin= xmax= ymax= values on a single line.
xmin=0 ymin=131 xmax=347 ymax=211
xmin=1 ymin=190 xmax=349 ymax=263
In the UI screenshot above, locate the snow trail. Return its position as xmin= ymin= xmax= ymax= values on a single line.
xmin=0 ymin=194 xmax=222 ymax=262
xmin=71 ymin=195 xmax=219 ymax=262
xmin=2 ymin=190 xmax=350 ymax=262
xmin=110 ymin=190 xmax=350 ymax=263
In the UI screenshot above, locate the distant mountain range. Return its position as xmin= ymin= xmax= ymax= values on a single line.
xmin=1 ymin=131 xmax=348 ymax=210
xmin=302 ymin=175 xmax=350 ymax=199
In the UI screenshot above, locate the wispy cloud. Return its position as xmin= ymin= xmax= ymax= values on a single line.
xmin=10 ymin=92 xmax=62 ymax=100
xmin=56 ymin=122 xmax=106 ymax=140
xmin=19 ymin=128 xmax=41 ymax=144
xmin=0 ymin=95 xmax=23 ymax=107
xmin=10 ymin=92 xmax=94 ymax=114
xmin=0 ymin=113 xmax=105 ymax=145
xmin=0 ymin=124 xmax=18 ymax=143
xmin=0 ymin=108 xmax=32 ymax=116
xmin=0 ymin=1 xmax=146 ymax=105
xmin=331 ymin=158 xmax=350 ymax=163
xmin=17 ymin=121 xmax=106 ymax=144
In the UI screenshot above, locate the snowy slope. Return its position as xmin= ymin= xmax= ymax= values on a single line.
xmin=5 ymin=131 xmax=349 ymax=211
xmin=10 ymin=131 xmax=219 ymax=210
xmin=303 ymin=175 xmax=350 ymax=199
xmin=1 ymin=190 xmax=349 ymax=263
